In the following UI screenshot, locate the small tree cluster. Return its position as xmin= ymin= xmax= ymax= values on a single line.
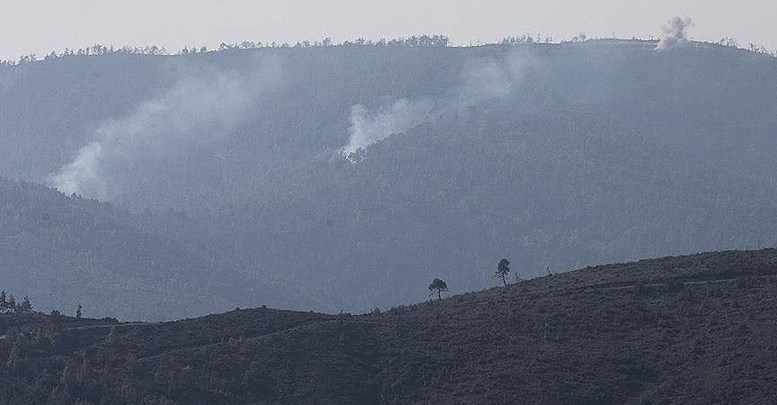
xmin=1 ymin=44 xmax=173 ymax=67
xmin=3 ymin=34 xmax=775 ymax=69
xmin=0 ymin=290 xmax=33 ymax=313
xmin=0 ymin=35 xmax=453 ymax=67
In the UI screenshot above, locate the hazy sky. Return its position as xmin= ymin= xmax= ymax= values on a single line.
xmin=0 ymin=0 xmax=774 ymax=59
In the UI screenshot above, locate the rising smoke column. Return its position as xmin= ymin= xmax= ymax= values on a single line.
xmin=655 ymin=17 xmax=694 ymax=51
xmin=341 ymin=99 xmax=435 ymax=158
xmin=340 ymin=52 xmax=528 ymax=158
xmin=49 ymin=142 xmax=106 ymax=197
xmin=48 ymin=57 xmax=283 ymax=199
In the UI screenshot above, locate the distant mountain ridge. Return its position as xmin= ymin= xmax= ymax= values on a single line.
xmin=1 ymin=40 xmax=776 ymax=317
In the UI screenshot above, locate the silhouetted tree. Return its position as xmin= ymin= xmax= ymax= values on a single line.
xmin=429 ymin=278 xmax=448 ymax=300
xmin=0 ymin=290 xmax=7 ymax=312
xmin=76 ymin=303 xmax=82 ymax=319
xmin=496 ymin=258 xmax=511 ymax=286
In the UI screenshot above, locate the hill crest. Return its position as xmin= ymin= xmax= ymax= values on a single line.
xmin=2 ymin=249 xmax=777 ymax=404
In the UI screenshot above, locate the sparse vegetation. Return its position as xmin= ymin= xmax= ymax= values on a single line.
xmin=0 ymin=250 xmax=775 ymax=404
xmin=0 ymin=290 xmax=35 ymax=314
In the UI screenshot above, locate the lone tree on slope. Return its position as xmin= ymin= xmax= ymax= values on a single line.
xmin=496 ymin=258 xmax=511 ymax=286
xmin=428 ymin=278 xmax=448 ymax=300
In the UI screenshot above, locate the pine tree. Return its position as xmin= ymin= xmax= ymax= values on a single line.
xmin=428 ymin=278 xmax=448 ymax=300
xmin=496 ymin=258 xmax=511 ymax=286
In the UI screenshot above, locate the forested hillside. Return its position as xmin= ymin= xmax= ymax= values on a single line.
xmin=2 ymin=250 xmax=776 ymax=404
xmin=1 ymin=39 xmax=776 ymax=317
xmin=0 ymin=178 xmax=313 ymax=320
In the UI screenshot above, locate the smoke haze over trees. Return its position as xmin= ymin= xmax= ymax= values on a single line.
xmin=0 ymin=37 xmax=776 ymax=319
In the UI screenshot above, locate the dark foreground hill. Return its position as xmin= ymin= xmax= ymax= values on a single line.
xmin=2 ymin=249 xmax=777 ymax=404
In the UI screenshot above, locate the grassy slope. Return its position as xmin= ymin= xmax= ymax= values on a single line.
xmin=2 ymin=249 xmax=776 ymax=404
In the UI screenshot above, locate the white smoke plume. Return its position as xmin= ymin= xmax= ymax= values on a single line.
xmin=48 ymin=57 xmax=282 ymax=199
xmin=457 ymin=58 xmax=516 ymax=104
xmin=340 ymin=52 xmax=528 ymax=158
xmin=655 ymin=17 xmax=694 ymax=51
xmin=341 ymin=99 xmax=435 ymax=158
xmin=49 ymin=142 xmax=107 ymax=197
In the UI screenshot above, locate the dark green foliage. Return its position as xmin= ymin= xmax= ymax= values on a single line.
xmin=428 ymin=278 xmax=448 ymax=300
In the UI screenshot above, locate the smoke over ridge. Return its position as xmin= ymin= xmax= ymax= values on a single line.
xmin=48 ymin=57 xmax=283 ymax=199
xmin=342 ymin=99 xmax=435 ymax=157
xmin=340 ymin=52 xmax=528 ymax=157
xmin=656 ymin=17 xmax=694 ymax=51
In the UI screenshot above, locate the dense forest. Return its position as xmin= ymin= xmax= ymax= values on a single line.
xmin=1 ymin=250 xmax=776 ymax=404
xmin=1 ymin=38 xmax=776 ymax=319
xmin=0 ymin=178 xmax=322 ymax=320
